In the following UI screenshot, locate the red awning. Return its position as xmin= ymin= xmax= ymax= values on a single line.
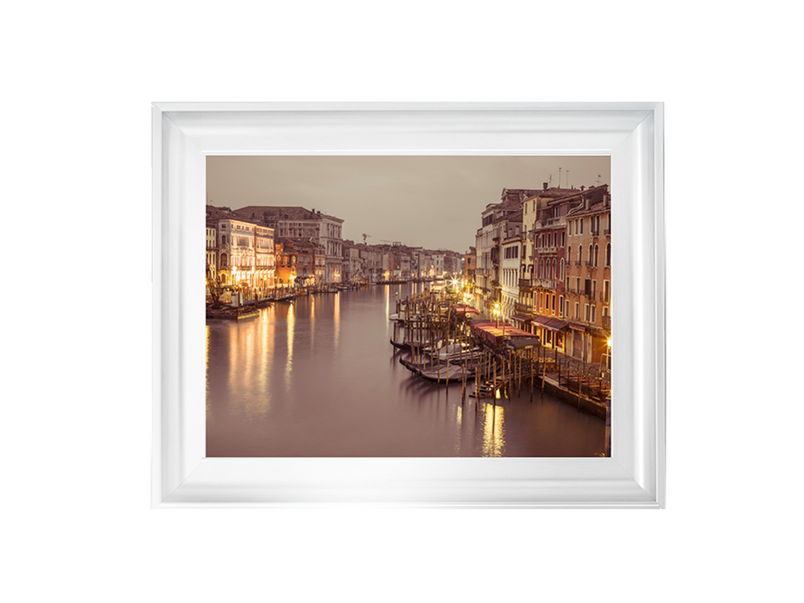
xmin=532 ymin=316 xmax=568 ymax=331
xmin=452 ymin=304 xmax=480 ymax=314
xmin=511 ymin=313 xmax=531 ymax=322
xmin=568 ymin=323 xmax=586 ymax=332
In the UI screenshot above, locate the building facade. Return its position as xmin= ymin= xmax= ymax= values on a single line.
xmin=235 ymin=206 xmax=344 ymax=284
xmin=207 ymin=205 xmax=276 ymax=298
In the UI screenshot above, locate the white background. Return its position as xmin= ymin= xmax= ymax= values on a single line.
xmin=3 ymin=2 xmax=800 ymax=601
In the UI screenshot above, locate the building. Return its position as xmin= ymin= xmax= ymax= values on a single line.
xmin=517 ymin=184 xmax=611 ymax=362
xmin=341 ymin=240 xmax=364 ymax=283
xmin=234 ymin=206 xmax=344 ymax=284
xmin=563 ymin=186 xmax=611 ymax=362
xmin=464 ymin=247 xmax=476 ymax=284
xmin=205 ymin=223 xmax=217 ymax=289
xmin=206 ymin=205 xmax=275 ymax=298
xmin=500 ymin=220 xmax=524 ymax=322
xmin=474 ymin=189 xmax=536 ymax=309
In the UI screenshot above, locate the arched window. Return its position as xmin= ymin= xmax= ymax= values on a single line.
xmin=588 ymin=245 xmax=593 ymax=265
xmin=552 ymin=259 xmax=556 ymax=280
xmin=560 ymin=258 xmax=565 ymax=280
xmin=606 ymin=243 xmax=611 ymax=266
xmin=594 ymin=244 xmax=599 ymax=267
xmin=220 ymin=253 xmax=228 ymax=267
xmin=221 ymin=235 xmax=227 ymax=245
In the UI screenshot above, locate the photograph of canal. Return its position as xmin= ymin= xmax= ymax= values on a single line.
xmin=205 ymin=156 xmax=611 ymax=457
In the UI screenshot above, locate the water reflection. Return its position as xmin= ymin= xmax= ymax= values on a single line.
xmin=482 ymin=404 xmax=505 ymax=457
xmin=205 ymin=283 xmax=606 ymax=457
xmin=286 ymin=303 xmax=294 ymax=388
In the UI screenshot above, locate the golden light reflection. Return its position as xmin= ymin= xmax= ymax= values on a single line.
xmin=285 ymin=303 xmax=295 ymax=388
xmin=309 ymin=297 xmax=315 ymax=348
xmin=482 ymin=404 xmax=505 ymax=457
xmin=333 ymin=293 xmax=340 ymax=350
xmin=255 ymin=308 xmax=274 ymax=415
xmin=205 ymin=325 xmax=211 ymax=421
xmin=454 ymin=405 xmax=463 ymax=455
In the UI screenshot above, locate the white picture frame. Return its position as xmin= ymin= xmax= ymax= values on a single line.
xmin=152 ymin=102 xmax=665 ymax=508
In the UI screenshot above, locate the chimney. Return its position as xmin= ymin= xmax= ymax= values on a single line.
xmin=580 ymin=186 xmax=585 ymax=192
xmin=543 ymin=182 xmax=548 ymax=190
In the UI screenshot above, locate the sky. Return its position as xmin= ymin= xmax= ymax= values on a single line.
xmin=207 ymin=156 xmax=610 ymax=253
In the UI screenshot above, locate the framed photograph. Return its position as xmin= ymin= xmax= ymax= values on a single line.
xmin=152 ymin=102 xmax=665 ymax=507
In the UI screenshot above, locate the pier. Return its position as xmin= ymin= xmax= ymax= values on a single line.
xmin=389 ymin=286 xmax=610 ymax=419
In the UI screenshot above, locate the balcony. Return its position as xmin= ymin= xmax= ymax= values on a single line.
xmin=604 ymin=228 xmax=611 ymax=235
xmin=534 ymin=278 xmax=556 ymax=289
xmin=515 ymin=302 xmax=531 ymax=314
xmin=602 ymin=316 xmax=611 ymax=329
xmin=518 ymin=278 xmax=533 ymax=290
xmin=537 ymin=246 xmax=558 ymax=255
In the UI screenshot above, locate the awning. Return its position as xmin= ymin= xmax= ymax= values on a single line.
xmin=511 ymin=313 xmax=531 ymax=322
xmin=452 ymin=304 xmax=480 ymax=314
xmin=568 ymin=323 xmax=586 ymax=332
xmin=532 ymin=316 xmax=568 ymax=331
xmin=506 ymin=337 xmax=541 ymax=350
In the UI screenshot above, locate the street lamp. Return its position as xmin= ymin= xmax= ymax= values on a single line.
xmin=493 ymin=302 xmax=500 ymax=328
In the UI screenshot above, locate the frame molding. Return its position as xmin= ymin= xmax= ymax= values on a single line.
xmin=152 ymin=102 xmax=665 ymax=508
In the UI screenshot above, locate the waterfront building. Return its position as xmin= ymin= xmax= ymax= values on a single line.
xmin=274 ymin=241 xmax=296 ymax=292
xmin=235 ymin=206 xmax=344 ymax=284
xmin=206 ymin=205 xmax=275 ymax=297
xmin=464 ymin=247 xmax=476 ymax=284
xmin=517 ymin=184 xmax=610 ymax=362
xmin=205 ymin=223 xmax=217 ymax=292
xmin=357 ymin=244 xmax=384 ymax=282
xmin=341 ymin=240 xmax=364 ymax=284
xmin=563 ymin=186 xmax=611 ymax=363
xmin=500 ymin=226 xmax=523 ymax=321
xmin=278 ymin=238 xmax=320 ymax=289
xmin=519 ymin=184 xmax=577 ymax=347
xmin=474 ymin=189 xmax=535 ymax=308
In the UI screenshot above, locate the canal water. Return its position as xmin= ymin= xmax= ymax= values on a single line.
xmin=206 ymin=283 xmax=606 ymax=457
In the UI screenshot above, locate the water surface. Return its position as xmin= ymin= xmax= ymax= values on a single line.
xmin=206 ymin=283 xmax=606 ymax=457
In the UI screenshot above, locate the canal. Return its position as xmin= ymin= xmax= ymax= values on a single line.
xmin=206 ymin=282 xmax=606 ymax=457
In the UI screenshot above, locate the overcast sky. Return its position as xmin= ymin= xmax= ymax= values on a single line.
xmin=207 ymin=156 xmax=610 ymax=253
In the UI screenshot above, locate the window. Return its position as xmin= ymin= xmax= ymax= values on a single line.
xmin=604 ymin=280 xmax=610 ymax=303
xmin=574 ymin=302 xmax=579 ymax=319
xmin=559 ymin=296 xmax=564 ymax=316
xmin=580 ymin=218 xmax=584 ymax=234
xmin=606 ymin=243 xmax=611 ymax=266
xmin=585 ymin=304 xmax=590 ymax=322
xmin=591 ymin=305 xmax=596 ymax=323
xmin=594 ymin=244 xmax=599 ymax=266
